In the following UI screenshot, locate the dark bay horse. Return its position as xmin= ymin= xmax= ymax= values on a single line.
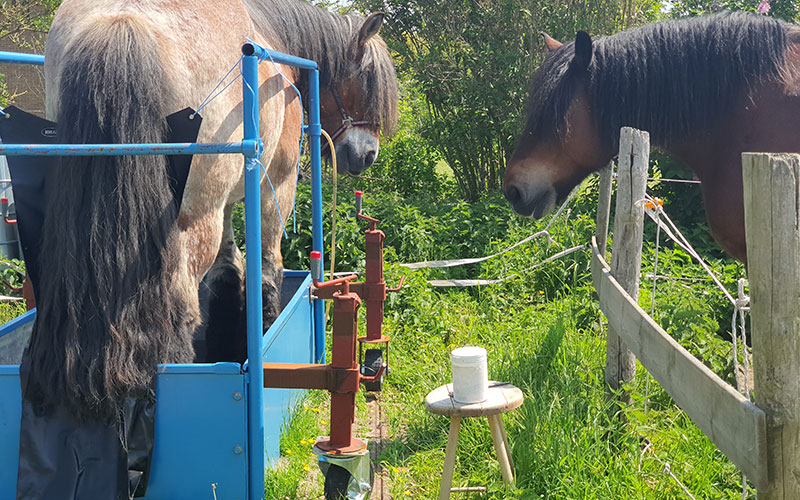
xmin=504 ymin=12 xmax=800 ymax=263
xmin=29 ymin=0 xmax=397 ymax=421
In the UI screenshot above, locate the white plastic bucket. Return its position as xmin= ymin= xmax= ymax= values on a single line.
xmin=450 ymin=346 xmax=488 ymax=404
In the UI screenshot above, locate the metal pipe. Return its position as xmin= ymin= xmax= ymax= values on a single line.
xmin=242 ymin=45 xmax=265 ymax=500
xmin=0 ymin=141 xmax=258 ymax=156
xmin=308 ymin=68 xmax=325 ymax=363
xmin=0 ymin=51 xmax=44 ymax=65
xmin=241 ymin=43 xmax=318 ymax=70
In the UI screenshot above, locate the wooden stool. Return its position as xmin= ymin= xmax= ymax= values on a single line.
xmin=425 ymin=382 xmax=524 ymax=499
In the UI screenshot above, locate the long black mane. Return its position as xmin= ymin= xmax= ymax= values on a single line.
xmin=244 ymin=0 xmax=398 ymax=135
xmin=526 ymin=12 xmax=792 ymax=148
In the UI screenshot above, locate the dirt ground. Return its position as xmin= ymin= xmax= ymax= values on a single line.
xmin=365 ymin=392 xmax=392 ymax=500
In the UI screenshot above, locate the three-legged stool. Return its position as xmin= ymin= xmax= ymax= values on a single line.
xmin=424 ymin=382 xmax=524 ymax=499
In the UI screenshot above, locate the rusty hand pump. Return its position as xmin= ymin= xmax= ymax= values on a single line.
xmin=262 ymin=192 xmax=401 ymax=455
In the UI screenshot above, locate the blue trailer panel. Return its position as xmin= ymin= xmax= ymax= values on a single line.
xmin=0 ymin=270 xmax=317 ymax=499
xmin=262 ymin=271 xmax=315 ymax=466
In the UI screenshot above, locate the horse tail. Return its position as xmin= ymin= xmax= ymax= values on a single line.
xmin=25 ymin=15 xmax=197 ymax=420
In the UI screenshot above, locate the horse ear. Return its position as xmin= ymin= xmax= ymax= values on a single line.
xmin=354 ymin=13 xmax=385 ymax=61
xmin=358 ymin=13 xmax=384 ymax=47
xmin=572 ymin=31 xmax=593 ymax=71
xmin=540 ymin=32 xmax=563 ymax=51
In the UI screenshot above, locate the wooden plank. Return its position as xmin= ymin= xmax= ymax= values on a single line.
xmin=743 ymin=153 xmax=800 ymax=498
xmin=605 ymin=128 xmax=648 ymax=405
xmin=592 ymin=237 xmax=767 ymax=487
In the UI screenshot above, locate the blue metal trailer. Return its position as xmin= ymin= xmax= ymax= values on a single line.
xmin=0 ymin=42 xmax=325 ymax=500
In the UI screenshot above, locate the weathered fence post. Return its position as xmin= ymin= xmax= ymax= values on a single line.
xmin=605 ymin=127 xmax=649 ymax=408
xmin=743 ymin=153 xmax=800 ymax=499
xmin=595 ymin=162 xmax=614 ymax=258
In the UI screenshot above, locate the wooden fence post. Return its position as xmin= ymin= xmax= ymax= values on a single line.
xmin=595 ymin=162 xmax=614 ymax=258
xmin=743 ymin=153 xmax=800 ymax=499
xmin=605 ymin=127 xmax=649 ymax=407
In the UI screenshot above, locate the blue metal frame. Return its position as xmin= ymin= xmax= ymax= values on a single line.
xmin=0 ymin=42 xmax=325 ymax=500
xmin=0 ymin=51 xmax=44 ymax=65
xmin=0 ymin=141 xmax=259 ymax=156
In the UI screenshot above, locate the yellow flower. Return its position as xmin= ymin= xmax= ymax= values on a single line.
xmin=284 ymin=449 xmax=292 ymax=455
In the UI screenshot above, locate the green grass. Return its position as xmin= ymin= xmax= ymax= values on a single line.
xmin=270 ymin=177 xmax=753 ymax=499
xmin=0 ymin=301 xmax=26 ymax=324
xmin=264 ymin=390 xmax=330 ymax=499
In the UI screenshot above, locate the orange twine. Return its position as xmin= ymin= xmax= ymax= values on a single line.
xmin=645 ymin=198 xmax=664 ymax=210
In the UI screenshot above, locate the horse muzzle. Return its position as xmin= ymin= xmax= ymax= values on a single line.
xmin=503 ymin=182 xmax=557 ymax=219
xmin=334 ymin=132 xmax=379 ymax=175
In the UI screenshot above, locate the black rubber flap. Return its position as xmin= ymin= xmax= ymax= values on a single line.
xmin=0 ymin=106 xmax=200 ymax=296
xmin=15 ymin=369 xmax=156 ymax=499
xmin=0 ymin=106 xmax=201 ymax=500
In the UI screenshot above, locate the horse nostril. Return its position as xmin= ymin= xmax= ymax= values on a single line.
xmin=504 ymin=185 xmax=521 ymax=205
xmin=365 ymin=150 xmax=377 ymax=168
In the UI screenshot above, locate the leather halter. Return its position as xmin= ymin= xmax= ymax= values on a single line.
xmin=326 ymin=86 xmax=380 ymax=145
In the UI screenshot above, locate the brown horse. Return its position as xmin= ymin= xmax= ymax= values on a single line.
xmin=504 ymin=12 xmax=800 ymax=263
xmin=29 ymin=0 xmax=397 ymax=421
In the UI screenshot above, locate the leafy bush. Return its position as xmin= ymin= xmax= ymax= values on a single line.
xmin=0 ymin=256 xmax=25 ymax=295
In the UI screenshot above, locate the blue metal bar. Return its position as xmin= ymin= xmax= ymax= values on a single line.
xmin=0 ymin=141 xmax=258 ymax=157
xmin=241 ymin=47 xmax=265 ymax=500
xmin=0 ymin=51 xmax=44 ymax=66
xmin=308 ymin=69 xmax=325 ymax=363
xmin=242 ymin=43 xmax=318 ymax=70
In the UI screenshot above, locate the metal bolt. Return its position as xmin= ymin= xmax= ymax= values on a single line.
xmin=233 ymin=392 xmax=242 ymax=401
xmin=234 ymin=445 xmax=243 ymax=455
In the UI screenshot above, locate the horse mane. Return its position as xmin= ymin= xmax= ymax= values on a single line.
xmin=526 ymin=11 xmax=790 ymax=149
xmin=25 ymin=16 xmax=196 ymax=421
xmin=243 ymin=0 xmax=398 ymax=135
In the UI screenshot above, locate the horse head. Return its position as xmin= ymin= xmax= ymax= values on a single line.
xmin=320 ymin=12 xmax=398 ymax=175
xmin=504 ymin=31 xmax=613 ymax=218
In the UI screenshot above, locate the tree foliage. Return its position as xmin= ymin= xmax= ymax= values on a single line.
xmin=669 ymin=0 xmax=798 ymax=20
xmin=354 ymin=0 xmax=663 ymax=199
xmin=0 ymin=0 xmax=61 ymax=106
xmin=0 ymin=0 xmax=60 ymax=49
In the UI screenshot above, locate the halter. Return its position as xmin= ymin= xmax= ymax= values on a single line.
xmin=326 ymin=86 xmax=380 ymax=145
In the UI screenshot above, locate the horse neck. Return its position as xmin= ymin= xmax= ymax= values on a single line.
xmin=588 ymin=14 xmax=787 ymax=152
xmin=246 ymin=0 xmax=355 ymax=94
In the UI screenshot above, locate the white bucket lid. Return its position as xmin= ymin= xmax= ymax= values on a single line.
xmin=451 ymin=346 xmax=487 ymax=364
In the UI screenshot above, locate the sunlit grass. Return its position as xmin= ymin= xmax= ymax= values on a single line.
xmin=270 ymin=175 xmax=751 ymax=499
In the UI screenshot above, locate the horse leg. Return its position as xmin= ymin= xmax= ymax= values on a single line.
xmin=178 ymin=149 xmax=249 ymax=363
xmin=197 ymin=203 xmax=247 ymax=363
xmin=260 ymin=87 xmax=302 ymax=331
